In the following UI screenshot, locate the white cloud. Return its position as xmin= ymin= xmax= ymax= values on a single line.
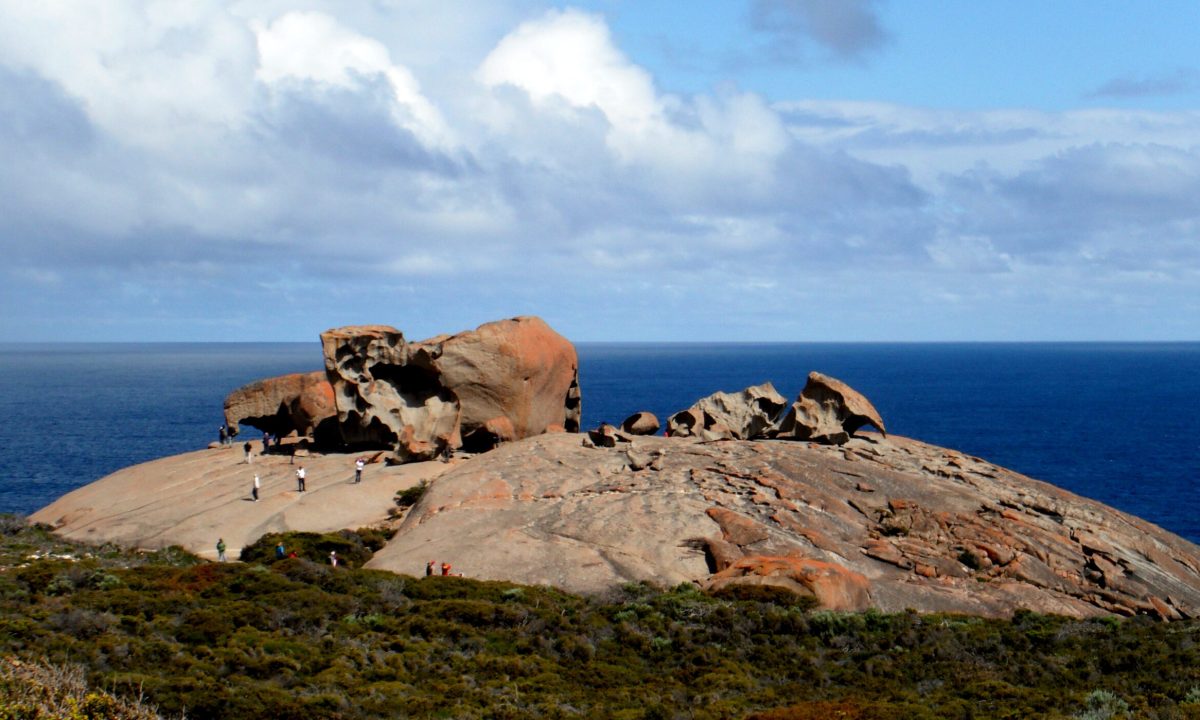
xmin=254 ymin=11 xmax=452 ymax=149
xmin=0 ymin=2 xmax=258 ymax=146
xmin=0 ymin=2 xmax=1196 ymax=341
xmin=478 ymin=9 xmax=793 ymax=205
xmin=479 ymin=9 xmax=661 ymax=133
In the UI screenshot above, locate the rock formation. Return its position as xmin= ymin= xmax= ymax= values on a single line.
xmin=321 ymin=316 xmax=580 ymax=461
xmin=774 ymin=371 xmax=887 ymax=445
xmin=222 ymin=371 xmax=337 ymax=443
xmin=667 ymin=383 xmax=788 ymax=440
xmin=621 ymin=412 xmax=661 ymax=436
xmin=371 ymin=432 xmax=1200 ymax=619
xmin=41 ymin=341 xmax=1200 ymax=620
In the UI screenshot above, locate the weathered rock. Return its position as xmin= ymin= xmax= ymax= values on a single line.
xmin=320 ymin=317 xmax=580 ymax=461
xmin=368 ymin=432 xmax=1200 ymax=618
xmin=703 ymin=555 xmax=872 ymax=612
xmin=774 ymin=372 xmax=886 ymax=445
xmin=223 ymin=371 xmax=337 ymax=442
xmin=586 ymin=423 xmax=627 ymax=448
xmin=667 ymin=383 xmax=787 ymax=440
xmin=621 ymin=411 xmax=661 ymax=436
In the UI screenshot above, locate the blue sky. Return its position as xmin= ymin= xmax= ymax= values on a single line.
xmin=1 ymin=1 xmax=1197 ymax=341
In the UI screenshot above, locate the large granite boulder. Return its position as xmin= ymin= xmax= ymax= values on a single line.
xmin=667 ymin=383 xmax=788 ymax=440
xmin=223 ymin=371 xmax=337 ymax=442
xmin=774 ymin=372 xmax=886 ymax=445
xmin=321 ymin=316 xmax=580 ymax=461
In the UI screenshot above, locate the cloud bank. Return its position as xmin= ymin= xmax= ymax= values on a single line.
xmin=0 ymin=2 xmax=1196 ymax=341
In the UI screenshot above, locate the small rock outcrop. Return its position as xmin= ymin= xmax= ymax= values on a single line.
xmin=321 ymin=316 xmax=580 ymax=461
xmin=621 ymin=412 xmax=661 ymax=436
xmin=702 ymin=555 xmax=872 ymax=612
xmin=223 ymin=371 xmax=337 ymax=442
xmin=667 ymin=383 xmax=787 ymax=440
xmin=774 ymin=372 xmax=887 ymax=445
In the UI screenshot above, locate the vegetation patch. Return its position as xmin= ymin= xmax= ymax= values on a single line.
xmin=3 ymin=514 xmax=1200 ymax=720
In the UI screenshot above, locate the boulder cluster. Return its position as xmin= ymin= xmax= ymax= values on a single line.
xmin=595 ymin=372 xmax=886 ymax=448
xmin=224 ymin=317 xmax=580 ymax=462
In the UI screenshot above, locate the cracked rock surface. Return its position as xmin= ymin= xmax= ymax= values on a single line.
xmin=372 ymin=432 xmax=1200 ymax=618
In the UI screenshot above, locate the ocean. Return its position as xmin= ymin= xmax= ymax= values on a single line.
xmin=1 ymin=342 xmax=1197 ymax=543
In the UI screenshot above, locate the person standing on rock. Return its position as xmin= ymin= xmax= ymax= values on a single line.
xmin=275 ymin=542 xmax=286 ymax=559
xmin=218 ymin=425 xmax=227 ymax=446
xmin=329 ymin=551 xmax=338 ymax=567
xmin=296 ymin=465 xmax=306 ymax=492
xmin=216 ymin=538 xmax=227 ymax=562
xmin=426 ymin=560 xmax=435 ymax=576
xmin=252 ymin=474 xmax=260 ymax=502
xmin=243 ymin=441 xmax=253 ymax=464
xmin=354 ymin=457 xmax=365 ymax=484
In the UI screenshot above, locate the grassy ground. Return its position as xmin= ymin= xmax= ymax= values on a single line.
xmin=3 ymin=514 xmax=1200 ymax=720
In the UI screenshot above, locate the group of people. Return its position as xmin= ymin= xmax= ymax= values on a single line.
xmin=426 ymin=559 xmax=462 ymax=577
xmin=238 ymin=457 xmax=370 ymax=500
xmin=217 ymin=424 xmax=238 ymax=446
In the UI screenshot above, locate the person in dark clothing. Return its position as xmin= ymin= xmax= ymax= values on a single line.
xmin=426 ymin=560 xmax=435 ymax=577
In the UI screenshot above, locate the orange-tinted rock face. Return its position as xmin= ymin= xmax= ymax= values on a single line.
xmin=320 ymin=316 xmax=580 ymax=461
xmin=423 ymin=316 xmax=580 ymax=442
xmin=703 ymin=555 xmax=872 ymax=612
xmin=223 ymin=371 xmax=336 ymax=440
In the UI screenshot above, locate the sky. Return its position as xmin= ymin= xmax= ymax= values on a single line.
xmin=1 ymin=0 xmax=1198 ymax=342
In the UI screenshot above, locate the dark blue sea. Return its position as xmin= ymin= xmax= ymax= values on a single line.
xmin=1 ymin=343 xmax=1197 ymax=543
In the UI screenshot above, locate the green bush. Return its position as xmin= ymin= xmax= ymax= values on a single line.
xmin=238 ymin=530 xmax=378 ymax=568
xmin=393 ymin=481 xmax=428 ymax=509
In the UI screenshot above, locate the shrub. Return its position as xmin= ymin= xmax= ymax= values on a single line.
xmin=1075 ymin=689 xmax=1131 ymax=720
xmin=393 ymin=481 xmax=428 ymax=509
xmin=0 ymin=514 xmax=27 ymax=536
xmin=709 ymin=583 xmax=819 ymax=610
xmin=239 ymin=530 xmax=376 ymax=568
xmin=0 ymin=656 xmax=166 ymax=720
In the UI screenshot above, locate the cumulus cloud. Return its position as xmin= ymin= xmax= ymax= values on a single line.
xmin=255 ymin=11 xmax=452 ymax=149
xmin=0 ymin=2 xmax=1196 ymax=341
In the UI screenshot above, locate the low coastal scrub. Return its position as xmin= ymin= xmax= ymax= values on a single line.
xmin=0 ymin=657 xmax=167 ymax=720
xmin=3 ymin=514 xmax=1200 ymax=719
